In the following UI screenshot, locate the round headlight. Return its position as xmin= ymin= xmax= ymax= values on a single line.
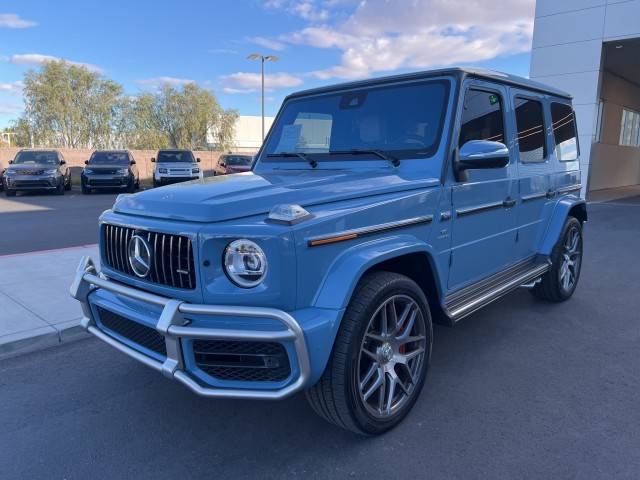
xmin=224 ymin=239 xmax=267 ymax=288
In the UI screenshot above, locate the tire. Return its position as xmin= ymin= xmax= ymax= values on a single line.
xmin=55 ymin=179 xmax=65 ymax=195
xmin=306 ymin=271 xmax=433 ymax=435
xmin=81 ymin=182 xmax=90 ymax=194
xmin=152 ymin=178 xmax=159 ymax=188
xmin=65 ymin=175 xmax=72 ymax=191
xmin=532 ymin=216 xmax=583 ymax=302
xmin=127 ymin=178 xmax=135 ymax=193
xmin=5 ymin=189 xmax=16 ymax=197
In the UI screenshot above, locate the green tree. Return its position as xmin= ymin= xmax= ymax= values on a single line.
xmin=19 ymin=60 xmax=122 ymax=148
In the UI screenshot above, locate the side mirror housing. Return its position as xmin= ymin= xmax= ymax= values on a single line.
xmin=84 ymin=160 xmax=89 ymax=165
xmin=8 ymin=160 xmax=13 ymax=164
xmin=457 ymin=140 xmax=509 ymax=171
xmin=196 ymin=157 xmax=201 ymax=163
xmin=130 ymin=160 xmax=136 ymax=165
xmin=151 ymin=157 xmax=156 ymax=162
xmin=59 ymin=160 xmax=66 ymax=165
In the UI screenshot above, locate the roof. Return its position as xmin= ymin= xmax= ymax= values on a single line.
xmin=286 ymin=67 xmax=572 ymax=100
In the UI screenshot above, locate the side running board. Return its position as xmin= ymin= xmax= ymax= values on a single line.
xmin=443 ymin=258 xmax=551 ymax=322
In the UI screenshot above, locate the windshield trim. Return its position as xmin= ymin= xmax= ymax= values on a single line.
xmin=258 ymin=76 xmax=452 ymax=165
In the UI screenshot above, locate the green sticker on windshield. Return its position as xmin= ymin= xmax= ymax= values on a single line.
xmin=489 ymin=94 xmax=499 ymax=105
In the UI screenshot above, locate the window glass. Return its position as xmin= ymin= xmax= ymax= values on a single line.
xmin=89 ymin=151 xmax=130 ymax=165
xmin=156 ymin=150 xmax=195 ymax=163
xmin=13 ymin=150 xmax=59 ymax=165
xmin=263 ymin=79 xmax=450 ymax=161
xmin=514 ymin=97 xmax=546 ymax=163
xmin=459 ymin=89 xmax=505 ymax=147
xmin=551 ymin=103 xmax=578 ymax=161
xmin=619 ymin=108 xmax=640 ymax=147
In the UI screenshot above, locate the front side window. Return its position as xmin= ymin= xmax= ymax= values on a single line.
xmin=157 ymin=150 xmax=195 ymax=163
xmin=262 ymin=79 xmax=450 ymax=161
xmin=551 ymin=102 xmax=579 ymax=161
xmin=13 ymin=151 xmax=59 ymax=165
xmin=514 ymin=97 xmax=546 ymax=163
xmin=89 ymin=151 xmax=130 ymax=165
xmin=619 ymin=107 xmax=640 ymax=147
xmin=459 ymin=89 xmax=505 ymax=147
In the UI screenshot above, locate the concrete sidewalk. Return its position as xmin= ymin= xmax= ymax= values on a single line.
xmin=0 ymin=245 xmax=99 ymax=359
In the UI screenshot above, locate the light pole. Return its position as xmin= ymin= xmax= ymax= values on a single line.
xmin=247 ymin=53 xmax=278 ymax=141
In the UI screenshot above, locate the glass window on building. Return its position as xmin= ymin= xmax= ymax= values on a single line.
xmin=619 ymin=108 xmax=640 ymax=147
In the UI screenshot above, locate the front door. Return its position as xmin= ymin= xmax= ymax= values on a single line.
xmin=448 ymin=82 xmax=519 ymax=290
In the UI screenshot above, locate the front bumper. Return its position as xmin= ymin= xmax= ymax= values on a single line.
xmin=70 ymin=256 xmax=311 ymax=400
xmin=83 ymin=174 xmax=130 ymax=188
xmin=5 ymin=175 xmax=59 ymax=189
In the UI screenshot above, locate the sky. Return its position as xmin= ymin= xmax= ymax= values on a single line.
xmin=0 ymin=0 xmax=536 ymax=129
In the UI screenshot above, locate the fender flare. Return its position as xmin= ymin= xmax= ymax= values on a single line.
xmin=312 ymin=234 xmax=441 ymax=310
xmin=539 ymin=197 xmax=587 ymax=256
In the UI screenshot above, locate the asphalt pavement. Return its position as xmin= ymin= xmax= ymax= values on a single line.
xmin=0 ymin=187 xmax=119 ymax=255
xmin=1 ymin=197 xmax=639 ymax=479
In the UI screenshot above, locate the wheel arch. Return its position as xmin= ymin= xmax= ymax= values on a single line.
xmin=539 ymin=197 xmax=587 ymax=256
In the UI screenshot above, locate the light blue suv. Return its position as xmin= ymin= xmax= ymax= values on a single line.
xmin=71 ymin=68 xmax=586 ymax=435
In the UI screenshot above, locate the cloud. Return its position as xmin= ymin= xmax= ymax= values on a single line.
xmin=0 ymin=101 xmax=23 ymax=115
xmin=0 ymin=81 xmax=23 ymax=95
xmin=9 ymin=54 xmax=103 ymax=73
xmin=263 ymin=1 xmax=330 ymax=22
xmin=0 ymin=13 xmax=37 ymax=29
xmin=248 ymin=36 xmax=287 ymax=51
xmin=208 ymin=48 xmax=239 ymax=55
xmin=280 ymin=0 xmax=535 ymax=80
xmin=220 ymin=72 xmax=303 ymax=94
xmin=135 ymin=76 xmax=196 ymax=88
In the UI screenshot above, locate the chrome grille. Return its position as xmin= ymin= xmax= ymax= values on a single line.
xmin=18 ymin=169 xmax=44 ymax=175
xmin=102 ymin=224 xmax=196 ymax=290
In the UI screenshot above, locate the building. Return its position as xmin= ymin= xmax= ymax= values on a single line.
xmin=207 ymin=115 xmax=275 ymax=153
xmin=530 ymin=1 xmax=640 ymax=198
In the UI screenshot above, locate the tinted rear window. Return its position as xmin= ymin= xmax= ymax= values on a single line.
xmin=514 ymin=98 xmax=546 ymax=163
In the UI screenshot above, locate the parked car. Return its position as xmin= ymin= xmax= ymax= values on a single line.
xmin=216 ymin=154 xmax=253 ymax=175
xmin=81 ymin=150 xmax=139 ymax=194
xmin=151 ymin=149 xmax=202 ymax=187
xmin=71 ymin=68 xmax=586 ymax=435
xmin=4 ymin=149 xmax=71 ymax=196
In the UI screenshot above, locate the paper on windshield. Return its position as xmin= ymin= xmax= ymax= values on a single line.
xmin=275 ymin=124 xmax=302 ymax=152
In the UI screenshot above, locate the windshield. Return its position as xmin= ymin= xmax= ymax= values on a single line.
xmin=227 ymin=156 xmax=252 ymax=166
xmin=262 ymin=79 xmax=450 ymax=161
xmin=13 ymin=151 xmax=59 ymax=165
xmin=89 ymin=151 xmax=130 ymax=165
xmin=157 ymin=150 xmax=195 ymax=163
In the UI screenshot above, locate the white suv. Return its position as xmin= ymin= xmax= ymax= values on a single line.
xmin=152 ymin=149 xmax=203 ymax=187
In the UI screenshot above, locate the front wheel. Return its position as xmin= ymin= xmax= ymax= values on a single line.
xmin=306 ymin=271 xmax=432 ymax=435
xmin=532 ymin=216 xmax=583 ymax=302
xmin=65 ymin=175 xmax=72 ymax=191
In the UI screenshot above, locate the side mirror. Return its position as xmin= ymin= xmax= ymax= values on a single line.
xmin=8 ymin=160 xmax=13 ymax=164
xmin=196 ymin=157 xmax=201 ymax=163
xmin=130 ymin=160 xmax=136 ymax=165
xmin=84 ymin=160 xmax=89 ymax=165
xmin=59 ymin=160 xmax=66 ymax=165
xmin=151 ymin=157 xmax=156 ymax=162
xmin=219 ymin=162 xmax=226 ymax=168
xmin=457 ymin=140 xmax=509 ymax=171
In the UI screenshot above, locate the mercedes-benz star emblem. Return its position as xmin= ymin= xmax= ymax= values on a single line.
xmin=128 ymin=235 xmax=152 ymax=278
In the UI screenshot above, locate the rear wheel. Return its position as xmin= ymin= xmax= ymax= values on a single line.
xmin=306 ymin=271 xmax=432 ymax=435
xmin=532 ymin=216 xmax=583 ymax=302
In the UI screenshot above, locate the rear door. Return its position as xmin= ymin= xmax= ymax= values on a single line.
xmin=448 ymin=81 xmax=519 ymax=290
xmin=510 ymin=91 xmax=554 ymax=259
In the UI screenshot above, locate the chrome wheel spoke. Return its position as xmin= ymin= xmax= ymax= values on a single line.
xmin=385 ymin=375 xmax=397 ymax=414
xmin=362 ymin=367 xmax=384 ymax=401
xmin=397 ymin=347 xmax=425 ymax=365
xmin=360 ymin=362 xmax=378 ymax=390
xmin=362 ymin=347 xmax=378 ymax=362
xmin=398 ymin=334 xmax=426 ymax=345
xmin=365 ymin=332 xmax=386 ymax=343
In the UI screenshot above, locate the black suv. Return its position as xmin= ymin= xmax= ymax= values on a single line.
xmin=81 ymin=150 xmax=139 ymax=194
xmin=3 ymin=149 xmax=71 ymax=196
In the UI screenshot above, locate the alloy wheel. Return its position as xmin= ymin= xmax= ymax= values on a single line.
xmin=357 ymin=295 xmax=427 ymax=419
xmin=559 ymin=225 xmax=582 ymax=292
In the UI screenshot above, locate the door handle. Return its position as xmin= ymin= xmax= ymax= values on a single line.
xmin=503 ymin=197 xmax=516 ymax=208
xmin=546 ymin=189 xmax=556 ymax=199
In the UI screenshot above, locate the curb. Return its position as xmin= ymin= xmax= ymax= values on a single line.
xmin=0 ymin=320 xmax=90 ymax=361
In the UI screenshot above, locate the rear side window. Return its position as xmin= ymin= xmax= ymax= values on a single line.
xmin=514 ymin=97 xmax=546 ymax=163
xmin=551 ymin=103 xmax=578 ymax=161
xmin=459 ymin=89 xmax=505 ymax=147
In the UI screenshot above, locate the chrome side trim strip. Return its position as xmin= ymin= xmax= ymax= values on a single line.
xmin=456 ymin=200 xmax=504 ymax=217
xmin=557 ymin=184 xmax=582 ymax=195
xmin=521 ymin=192 xmax=547 ymax=202
xmin=307 ymin=215 xmax=433 ymax=247
xmin=70 ymin=256 xmax=311 ymax=400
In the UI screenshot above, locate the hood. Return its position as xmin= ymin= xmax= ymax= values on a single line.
xmin=8 ymin=163 xmax=56 ymax=172
xmin=114 ymin=170 xmax=439 ymax=223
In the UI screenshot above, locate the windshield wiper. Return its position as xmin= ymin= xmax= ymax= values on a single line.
xmin=267 ymin=152 xmax=317 ymax=168
xmin=328 ymin=149 xmax=400 ymax=167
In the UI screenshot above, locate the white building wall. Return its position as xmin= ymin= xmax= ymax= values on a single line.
xmin=530 ymin=0 xmax=640 ymax=195
xmin=207 ymin=115 xmax=275 ymax=153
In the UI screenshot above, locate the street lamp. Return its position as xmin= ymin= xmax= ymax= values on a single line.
xmin=247 ymin=53 xmax=278 ymax=141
